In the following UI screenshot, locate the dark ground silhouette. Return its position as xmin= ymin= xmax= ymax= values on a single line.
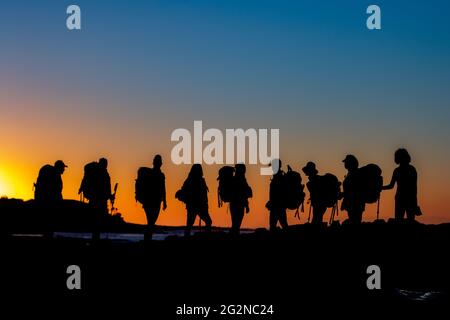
xmin=0 ymin=198 xmax=126 ymax=233
xmin=3 ymin=220 xmax=450 ymax=317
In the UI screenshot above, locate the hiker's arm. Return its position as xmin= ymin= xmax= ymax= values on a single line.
xmin=78 ymin=179 xmax=84 ymax=195
xmin=382 ymin=172 xmax=396 ymax=190
xmin=162 ymin=176 xmax=167 ymax=210
xmin=248 ymin=185 xmax=253 ymax=198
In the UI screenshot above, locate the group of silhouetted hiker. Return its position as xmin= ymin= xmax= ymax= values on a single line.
xmin=33 ymin=148 xmax=421 ymax=240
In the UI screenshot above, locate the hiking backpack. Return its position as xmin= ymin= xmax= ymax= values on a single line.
xmin=283 ymin=165 xmax=305 ymax=212
xmin=34 ymin=164 xmax=55 ymax=201
xmin=175 ymin=188 xmax=187 ymax=203
xmin=217 ymin=166 xmax=235 ymax=207
xmin=319 ymin=173 xmax=341 ymax=208
xmin=79 ymin=161 xmax=99 ymax=201
xmin=357 ymin=164 xmax=383 ymax=204
xmin=135 ymin=167 xmax=156 ymax=204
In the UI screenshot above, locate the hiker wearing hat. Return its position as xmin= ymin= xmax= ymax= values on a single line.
xmin=34 ymin=160 xmax=68 ymax=237
xmin=302 ymin=161 xmax=326 ymax=225
xmin=53 ymin=160 xmax=67 ymax=200
xmin=34 ymin=160 xmax=67 ymax=204
xmin=341 ymin=155 xmax=365 ymax=224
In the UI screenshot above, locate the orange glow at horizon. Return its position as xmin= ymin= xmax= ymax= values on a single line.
xmin=1 ymin=157 xmax=449 ymax=228
xmin=1 ymin=90 xmax=449 ymax=227
xmin=0 ymin=173 xmax=10 ymax=197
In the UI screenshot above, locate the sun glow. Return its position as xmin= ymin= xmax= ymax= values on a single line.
xmin=0 ymin=174 xmax=9 ymax=197
xmin=0 ymin=168 xmax=23 ymax=199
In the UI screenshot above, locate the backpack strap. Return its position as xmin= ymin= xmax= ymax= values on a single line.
xmin=329 ymin=203 xmax=338 ymax=225
xmin=307 ymin=200 xmax=312 ymax=223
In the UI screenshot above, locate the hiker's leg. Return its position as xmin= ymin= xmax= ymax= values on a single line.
xmin=347 ymin=210 xmax=353 ymax=223
xmin=314 ymin=206 xmax=326 ymax=225
xmin=321 ymin=207 xmax=327 ymax=223
xmin=311 ymin=206 xmax=320 ymax=225
xmin=348 ymin=208 xmax=357 ymax=224
xmin=100 ymin=200 xmax=108 ymax=215
xmin=406 ymin=207 xmax=416 ymax=221
xmin=279 ymin=209 xmax=288 ymax=229
xmin=199 ymin=208 xmax=212 ymax=232
xmin=229 ymin=203 xmax=239 ymax=235
xmin=355 ymin=209 xmax=363 ymax=224
xmin=395 ymin=200 xmax=405 ymax=220
xmin=235 ymin=206 xmax=245 ymax=231
xmin=231 ymin=204 xmax=245 ymax=235
xmin=347 ymin=201 xmax=358 ymax=224
xmin=269 ymin=210 xmax=278 ymax=231
xmin=185 ymin=208 xmax=196 ymax=236
xmin=144 ymin=204 xmax=161 ymax=241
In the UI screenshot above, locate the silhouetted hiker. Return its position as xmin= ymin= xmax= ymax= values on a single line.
xmin=383 ymin=148 xmax=421 ymax=221
xmin=303 ymin=162 xmax=324 ymax=225
xmin=34 ymin=160 xmax=67 ymax=237
xmin=266 ymin=159 xmax=288 ymax=231
xmin=79 ymin=158 xmax=114 ymax=240
xmin=341 ymin=155 xmax=365 ymax=224
xmin=302 ymin=162 xmax=341 ymax=225
xmin=135 ymin=155 xmax=167 ymax=241
xmin=228 ymin=164 xmax=253 ymax=235
xmin=176 ymin=164 xmax=212 ymax=236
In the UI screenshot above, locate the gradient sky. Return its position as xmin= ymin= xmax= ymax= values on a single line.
xmin=1 ymin=1 xmax=450 ymax=227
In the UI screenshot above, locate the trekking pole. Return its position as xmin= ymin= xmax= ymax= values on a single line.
xmin=308 ymin=202 xmax=312 ymax=223
xmin=294 ymin=207 xmax=300 ymax=220
xmin=376 ymin=197 xmax=380 ymax=220
xmin=329 ymin=207 xmax=333 ymax=225
xmin=329 ymin=204 xmax=336 ymax=225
